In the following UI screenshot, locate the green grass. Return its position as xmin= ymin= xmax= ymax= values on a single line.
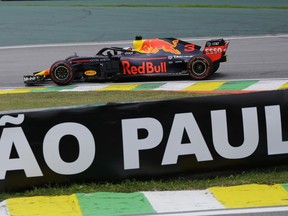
xmin=0 ymin=91 xmax=202 ymax=111
xmin=1 ymin=167 xmax=288 ymax=200
xmin=1 ymin=91 xmax=288 ymax=200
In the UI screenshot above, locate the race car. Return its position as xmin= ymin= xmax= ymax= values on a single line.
xmin=23 ymin=36 xmax=229 ymax=86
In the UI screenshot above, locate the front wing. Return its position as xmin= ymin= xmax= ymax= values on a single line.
xmin=23 ymin=75 xmax=47 ymax=85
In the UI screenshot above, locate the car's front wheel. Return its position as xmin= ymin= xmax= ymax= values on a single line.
xmin=50 ymin=61 xmax=74 ymax=86
xmin=187 ymin=55 xmax=212 ymax=80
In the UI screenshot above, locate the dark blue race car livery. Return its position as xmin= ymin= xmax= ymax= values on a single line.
xmin=23 ymin=36 xmax=229 ymax=86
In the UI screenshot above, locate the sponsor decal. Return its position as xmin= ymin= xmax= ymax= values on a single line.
xmin=203 ymin=45 xmax=226 ymax=62
xmin=138 ymin=39 xmax=181 ymax=54
xmin=23 ymin=76 xmax=37 ymax=82
xmin=204 ymin=47 xmax=224 ymax=55
xmin=84 ymin=70 xmax=97 ymax=76
xmin=122 ymin=61 xmax=167 ymax=75
xmin=173 ymin=55 xmax=194 ymax=58
xmin=72 ymin=59 xmax=90 ymax=63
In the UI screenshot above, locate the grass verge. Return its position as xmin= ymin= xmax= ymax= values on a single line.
xmin=0 ymin=91 xmax=202 ymax=111
xmin=1 ymin=167 xmax=288 ymax=201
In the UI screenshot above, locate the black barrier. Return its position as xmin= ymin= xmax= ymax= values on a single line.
xmin=1 ymin=90 xmax=288 ymax=191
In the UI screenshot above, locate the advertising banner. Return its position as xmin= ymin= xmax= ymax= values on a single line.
xmin=1 ymin=90 xmax=288 ymax=191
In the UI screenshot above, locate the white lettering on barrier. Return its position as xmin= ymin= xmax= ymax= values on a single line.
xmin=122 ymin=118 xmax=163 ymax=169
xmin=162 ymin=113 xmax=213 ymax=165
xmin=0 ymin=127 xmax=43 ymax=179
xmin=266 ymin=105 xmax=288 ymax=155
xmin=0 ymin=117 xmax=95 ymax=180
xmin=43 ymin=122 xmax=95 ymax=175
xmin=211 ymin=107 xmax=259 ymax=159
xmin=121 ymin=106 xmax=288 ymax=170
xmin=0 ymin=104 xmax=288 ymax=179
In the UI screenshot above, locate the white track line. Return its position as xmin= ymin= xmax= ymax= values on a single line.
xmin=1 ymin=34 xmax=288 ymax=50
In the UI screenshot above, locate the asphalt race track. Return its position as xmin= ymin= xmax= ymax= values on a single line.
xmin=0 ymin=34 xmax=288 ymax=88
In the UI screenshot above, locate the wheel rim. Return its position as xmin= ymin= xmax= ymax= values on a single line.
xmin=192 ymin=60 xmax=207 ymax=76
xmin=54 ymin=65 xmax=70 ymax=80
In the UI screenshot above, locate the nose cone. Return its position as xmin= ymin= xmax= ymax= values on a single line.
xmin=36 ymin=68 xmax=50 ymax=76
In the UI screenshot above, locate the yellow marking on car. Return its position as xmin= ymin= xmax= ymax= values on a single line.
xmin=84 ymin=70 xmax=97 ymax=76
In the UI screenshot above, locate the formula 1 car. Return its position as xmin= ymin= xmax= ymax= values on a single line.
xmin=23 ymin=36 xmax=229 ymax=86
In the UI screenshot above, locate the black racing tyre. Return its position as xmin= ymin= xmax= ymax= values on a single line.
xmin=50 ymin=60 xmax=74 ymax=86
xmin=187 ymin=55 xmax=212 ymax=80
xmin=211 ymin=61 xmax=220 ymax=74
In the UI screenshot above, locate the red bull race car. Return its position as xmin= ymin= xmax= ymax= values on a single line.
xmin=23 ymin=36 xmax=229 ymax=86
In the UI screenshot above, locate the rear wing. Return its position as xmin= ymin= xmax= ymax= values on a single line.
xmin=203 ymin=39 xmax=230 ymax=62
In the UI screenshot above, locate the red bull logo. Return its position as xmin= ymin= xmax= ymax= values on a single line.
xmin=136 ymin=39 xmax=181 ymax=54
xmin=122 ymin=61 xmax=167 ymax=75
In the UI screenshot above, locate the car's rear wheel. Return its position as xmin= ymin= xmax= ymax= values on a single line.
xmin=187 ymin=55 xmax=212 ymax=80
xmin=50 ymin=61 xmax=74 ymax=86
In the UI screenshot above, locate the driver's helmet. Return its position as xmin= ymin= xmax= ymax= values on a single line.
xmin=133 ymin=36 xmax=144 ymax=51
